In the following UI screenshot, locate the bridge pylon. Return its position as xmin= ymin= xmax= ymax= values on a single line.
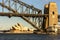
xmin=43 ymin=2 xmax=58 ymax=31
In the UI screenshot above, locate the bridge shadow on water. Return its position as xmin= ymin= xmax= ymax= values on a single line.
xmin=0 ymin=34 xmax=60 ymax=40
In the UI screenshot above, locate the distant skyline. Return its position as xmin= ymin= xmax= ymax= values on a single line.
xmin=0 ymin=0 xmax=60 ymax=30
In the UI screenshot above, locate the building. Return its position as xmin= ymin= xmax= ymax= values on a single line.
xmin=9 ymin=23 xmax=34 ymax=33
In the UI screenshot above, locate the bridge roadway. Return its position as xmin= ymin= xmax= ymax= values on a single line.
xmin=0 ymin=12 xmax=60 ymax=22
xmin=0 ymin=12 xmax=48 ymax=17
xmin=0 ymin=12 xmax=60 ymax=20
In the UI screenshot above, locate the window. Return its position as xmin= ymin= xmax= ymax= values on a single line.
xmin=53 ymin=12 xmax=54 ymax=15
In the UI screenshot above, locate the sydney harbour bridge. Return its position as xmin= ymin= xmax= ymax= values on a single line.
xmin=0 ymin=0 xmax=60 ymax=31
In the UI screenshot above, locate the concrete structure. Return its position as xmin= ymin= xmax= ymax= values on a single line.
xmin=43 ymin=2 xmax=58 ymax=31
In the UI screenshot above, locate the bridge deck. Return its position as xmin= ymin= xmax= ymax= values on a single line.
xmin=0 ymin=12 xmax=48 ymax=17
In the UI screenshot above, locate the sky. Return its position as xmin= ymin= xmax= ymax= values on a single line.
xmin=0 ymin=0 xmax=60 ymax=30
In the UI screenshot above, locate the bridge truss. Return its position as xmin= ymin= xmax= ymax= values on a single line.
xmin=0 ymin=0 xmax=44 ymax=31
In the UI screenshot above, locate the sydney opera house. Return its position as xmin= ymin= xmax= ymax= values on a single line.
xmin=1 ymin=23 xmax=35 ymax=33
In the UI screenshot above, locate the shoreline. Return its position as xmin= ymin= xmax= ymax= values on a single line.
xmin=0 ymin=32 xmax=58 ymax=35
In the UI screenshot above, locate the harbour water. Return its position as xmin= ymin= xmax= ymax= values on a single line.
xmin=0 ymin=34 xmax=60 ymax=40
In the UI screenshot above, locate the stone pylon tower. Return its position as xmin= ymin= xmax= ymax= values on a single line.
xmin=43 ymin=2 xmax=58 ymax=30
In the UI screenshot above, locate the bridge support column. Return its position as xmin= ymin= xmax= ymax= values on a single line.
xmin=43 ymin=2 xmax=58 ymax=31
